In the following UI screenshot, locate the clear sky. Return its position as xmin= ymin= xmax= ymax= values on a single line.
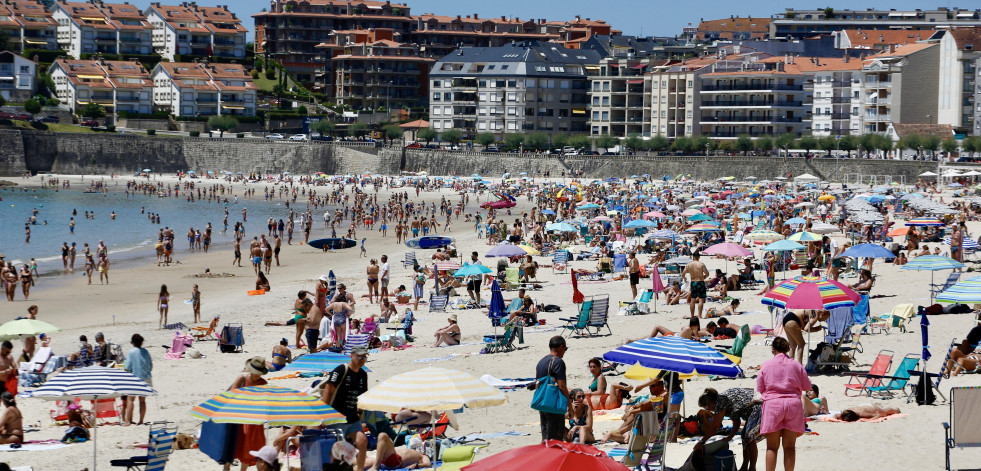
xmin=215 ymin=0 xmax=958 ymax=41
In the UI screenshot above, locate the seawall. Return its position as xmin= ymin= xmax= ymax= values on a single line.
xmin=0 ymin=129 xmax=950 ymax=182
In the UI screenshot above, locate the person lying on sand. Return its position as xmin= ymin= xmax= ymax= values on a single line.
xmin=833 ymin=404 xmax=900 ymax=422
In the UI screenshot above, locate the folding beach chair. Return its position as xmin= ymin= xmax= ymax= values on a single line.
xmin=613 ymin=254 xmax=627 ymax=274
xmin=866 ymin=354 xmax=920 ymax=398
xmin=842 ymin=349 xmax=894 ymax=397
xmin=21 ymin=347 xmax=55 ymax=386
xmin=504 ymin=267 xmax=521 ymax=290
xmin=621 ymin=411 xmax=663 ymax=470
xmin=909 ymin=338 xmax=955 ymax=404
xmin=192 ymin=315 xmax=220 ymax=341
xmin=586 ymin=294 xmax=612 ymax=336
xmin=715 ymin=324 xmax=751 ymax=365
xmin=92 ymin=398 xmax=122 ymax=425
xmin=403 ymin=251 xmax=417 ymax=269
xmin=933 ymin=272 xmax=961 ymax=299
xmin=552 ymin=250 xmax=569 ymax=274
xmin=944 ymin=387 xmax=981 ymax=470
xmin=429 ymin=294 xmax=449 ymax=313
xmin=342 ymin=334 xmax=371 ymax=355
xmin=386 ymin=309 xmax=414 ymax=337
xmin=619 ymin=290 xmax=654 ymax=315
xmin=217 ymin=323 xmax=244 ymax=353
xmin=560 ymin=299 xmax=592 ymax=337
xmin=809 ymin=307 xmax=856 ymax=373
xmin=110 ymin=421 xmax=177 ymax=471
xmin=870 ymin=303 xmax=916 ymax=334
xmin=483 ymin=322 xmax=517 ymax=353
xmin=65 ymin=345 xmax=92 ymax=369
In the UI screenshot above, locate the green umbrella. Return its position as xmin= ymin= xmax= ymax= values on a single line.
xmin=0 ymin=319 xmax=60 ymax=341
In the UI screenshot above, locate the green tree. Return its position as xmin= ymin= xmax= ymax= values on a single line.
xmin=922 ymin=135 xmax=942 ymax=158
xmin=441 ymin=128 xmax=462 ymax=146
xmin=596 ymin=135 xmax=618 ymax=150
xmin=624 ymin=135 xmax=644 ymax=153
xmin=81 ymin=102 xmax=106 ymax=119
xmin=525 ymin=132 xmax=549 ymax=151
xmin=310 ymin=120 xmax=335 ymax=139
xmin=817 ymin=135 xmax=838 ymax=157
xmin=504 ymin=133 xmax=525 ymax=151
xmin=838 ymin=135 xmax=858 ymax=158
xmin=734 ymin=135 xmax=753 ymax=155
xmin=649 ymin=134 xmax=670 ymax=152
xmin=717 ymin=140 xmax=734 ymax=154
xmin=207 ymin=115 xmax=239 ymax=138
xmin=754 ymin=136 xmax=774 ymax=155
xmin=569 ymin=134 xmax=592 ymax=151
xmin=349 ymin=122 xmax=369 ymax=139
xmin=417 ymin=127 xmax=437 ymax=145
xmin=823 ymin=6 xmax=835 ymax=19
xmin=694 ymin=136 xmax=713 ymax=155
xmin=23 ymin=98 xmax=42 ymax=118
xmin=0 ymin=95 xmax=5 ymax=108
xmin=899 ymin=134 xmax=922 ymax=157
xmin=775 ymin=133 xmax=796 ymax=157
xmin=476 ymin=133 xmax=496 ymax=147
xmin=671 ymin=136 xmax=693 ymax=153
xmin=798 ymin=135 xmax=817 ymax=157
xmin=963 ymin=136 xmax=981 ymax=157
xmin=383 ymin=124 xmax=403 ymax=143
xmin=296 ymin=105 xmax=308 ymax=115
xmin=941 ymin=137 xmax=960 ymax=157
xmin=551 ymin=133 xmax=569 ymax=150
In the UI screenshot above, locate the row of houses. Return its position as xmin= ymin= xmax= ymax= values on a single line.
xmin=0 ymin=0 xmax=247 ymax=61
xmin=428 ymin=27 xmax=981 ymax=139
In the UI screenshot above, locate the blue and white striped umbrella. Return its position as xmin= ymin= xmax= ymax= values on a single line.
xmin=603 ymin=336 xmax=741 ymax=377
xmin=284 ymin=352 xmax=371 ymax=373
xmin=943 ymin=237 xmax=981 ymax=251
xmin=902 ymin=255 xmax=965 ymax=272
xmin=33 ymin=365 xmax=155 ymax=400
xmin=937 ymin=276 xmax=981 ymax=304
xmin=648 ymin=229 xmax=679 ymax=239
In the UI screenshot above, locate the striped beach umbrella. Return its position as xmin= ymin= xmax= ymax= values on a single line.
xmin=761 ymin=276 xmax=861 ymax=310
xmin=943 ymin=237 xmax=981 ymax=251
xmin=284 ymin=352 xmax=371 ymax=373
xmin=686 ymin=223 xmax=722 ymax=232
xmin=434 ymin=261 xmax=462 ymax=271
xmin=648 ymin=229 xmax=679 ymax=239
xmin=903 ymin=255 xmax=966 ymax=302
xmin=787 ymin=231 xmax=822 ymax=242
xmin=906 ymin=217 xmax=945 ymax=227
xmin=191 ymin=385 xmax=345 ymax=426
xmin=357 ymin=367 xmax=505 ymax=414
xmin=485 ymin=244 xmax=527 ymax=258
xmin=936 ymin=276 xmax=981 ymax=304
xmin=744 ymin=230 xmax=784 ymax=242
xmin=604 ymin=336 xmax=740 ymax=377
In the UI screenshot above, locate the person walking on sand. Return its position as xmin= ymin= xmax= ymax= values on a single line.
xmin=366 ymin=259 xmax=379 ymax=304
xmin=379 ymin=255 xmax=391 ymax=300
xmin=97 ymin=255 xmax=109 ymax=285
xmin=191 ymin=284 xmax=201 ymax=323
xmin=413 ymin=266 xmax=425 ymax=311
xmin=758 ymin=337 xmax=811 ymax=471
xmin=682 ymin=252 xmax=710 ymax=318
xmin=157 ymin=285 xmax=170 ymax=329
xmin=233 ymin=238 xmax=242 ymax=267
xmin=123 ymin=334 xmax=152 ymax=426
xmin=83 ymin=254 xmax=95 ymax=285
xmin=529 ymin=336 xmax=572 ymax=441
xmin=627 ymin=251 xmax=641 ymax=299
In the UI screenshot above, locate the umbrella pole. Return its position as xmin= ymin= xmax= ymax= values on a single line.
xmin=93 ymin=395 xmax=99 ymax=471
xmin=431 ymin=412 xmax=438 ymax=469
xmin=663 ymin=381 xmax=673 ymax=466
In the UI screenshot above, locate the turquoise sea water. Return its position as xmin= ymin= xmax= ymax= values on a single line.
xmin=0 ymin=185 xmax=299 ymax=273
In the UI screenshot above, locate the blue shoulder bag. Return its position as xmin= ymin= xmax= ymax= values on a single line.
xmin=531 ymin=356 xmax=568 ymax=415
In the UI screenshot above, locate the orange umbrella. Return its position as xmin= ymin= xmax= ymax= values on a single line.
xmin=887 ymin=227 xmax=910 ymax=237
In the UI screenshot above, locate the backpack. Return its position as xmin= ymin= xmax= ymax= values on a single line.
xmin=912 ymin=377 xmax=937 ymax=405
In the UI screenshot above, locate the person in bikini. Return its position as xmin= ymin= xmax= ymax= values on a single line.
xmin=948 ymin=339 xmax=981 ymax=376
xmin=801 ymin=385 xmax=829 ymax=417
xmin=0 ymin=392 xmax=23 ymax=444
xmin=267 ymin=338 xmax=292 ymax=372
xmin=366 ymin=259 xmax=380 ymax=304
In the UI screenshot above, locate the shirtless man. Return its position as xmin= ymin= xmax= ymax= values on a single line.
xmin=628 ymin=317 xmax=703 ymax=343
xmin=250 ymin=244 xmax=262 ymax=275
xmin=273 ymin=234 xmax=282 ymax=267
xmin=682 ymin=252 xmax=710 ymax=318
xmin=303 ymin=299 xmax=324 ymax=353
xmin=0 ymin=342 xmax=15 ymax=396
xmin=627 ymin=252 xmax=641 ymax=299
xmin=0 ymin=392 xmax=22 ymax=444
xmin=233 ymin=238 xmax=242 ymax=267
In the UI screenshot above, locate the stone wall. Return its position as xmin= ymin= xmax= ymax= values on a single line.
xmin=117 ymin=118 xmax=171 ymax=131
xmin=0 ymin=129 xmax=26 ymax=175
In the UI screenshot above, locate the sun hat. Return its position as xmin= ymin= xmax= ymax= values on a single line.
xmin=351 ymin=346 xmax=369 ymax=356
xmin=448 ymin=314 xmax=458 ymax=323
xmin=248 ymin=446 xmax=278 ymax=465
xmin=244 ymin=356 xmax=269 ymax=376
xmin=319 ymin=275 xmax=329 ymax=282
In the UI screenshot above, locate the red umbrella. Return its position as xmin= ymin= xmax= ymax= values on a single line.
xmin=462 ymin=440 xmax=629 ymax=471
xmin=571 ymin=270 xmax=585 ymax=304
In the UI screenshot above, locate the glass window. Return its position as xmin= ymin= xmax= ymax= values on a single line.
xmin=432 ymin=92 xmax=440 ymax=101
xmin=432 ymin=80 xmax=440 ymax=87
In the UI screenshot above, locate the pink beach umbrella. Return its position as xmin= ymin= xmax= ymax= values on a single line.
xmin=650 ymin=264 xmax=665 ymax=313
xmin=702 ymin=242 xmax=753 ymax=274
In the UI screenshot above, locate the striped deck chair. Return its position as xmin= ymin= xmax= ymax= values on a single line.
xmin=343 ymin=334 xmax=372 ymax=355
xmin=586 ymin=295 xmax=612 ymax=336
xmin=110 ymin=421 xmax=178 ymax=471
xmin=943 ymin=387 xmax=981 ymax=470
xmin=552 ymin=250 xmax=569 ymax=274
xmin=613 ymin=254 xmax=628 ymax=274
xmin=429 ymin=294 xmax=448 ymax=313
xmin=403 ymin=252 xmax=417 ymax=269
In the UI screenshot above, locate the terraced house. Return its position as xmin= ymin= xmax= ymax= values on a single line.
xmin=144 ymin=2 xmax=247 ymax=61
xmin=0 ymin=0 xmax=58 ymax=52
xmin=48 ymin=57 xmax=153 ymax=118
xmin=50 ymin=0 xmax=152 ymax=59
xmin=150 ymin=61 xmax=255 ymax=117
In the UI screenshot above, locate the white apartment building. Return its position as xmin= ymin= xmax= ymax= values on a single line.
xmin=150 ymin=61 xmax=255 ymax=116
xmin=51 ymin=1 xmax=152 ymax=59
xmin=646 ymin=56 xmax=723 ymax=138
xmin=48 ymin=57 xmax=153 ymax=117
xmin=144 ymin=2 xmax=247 ymax=61
xmin=0 ymin=0 xmax=58 ymax=52
xmin=0 ymin=50 xmax=35 ymax=101
xmin=798 ymin=56 xmax=864 ymax=136
xmin=586 ymin=58 xmax=663 ymax=137
xmin=933 ymin=28 xmax=981 ymax=134
xmin=861 ymin=43 xmax=940 ymax=133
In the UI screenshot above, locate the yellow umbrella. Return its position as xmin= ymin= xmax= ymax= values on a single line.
xmin=818 ymin=194 xmax=835 ymax=201
xmin=518 ymin=244 xmax=540 ymax=256
xmin=625 ymin=363 xmax=696 ymax=381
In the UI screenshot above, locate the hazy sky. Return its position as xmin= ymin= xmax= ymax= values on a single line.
xmin=209 ymin=0 xmax=958 ymax=41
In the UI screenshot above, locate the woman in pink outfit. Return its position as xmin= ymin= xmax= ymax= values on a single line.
xmin=757 ymin=337 xmax=812 ymax=471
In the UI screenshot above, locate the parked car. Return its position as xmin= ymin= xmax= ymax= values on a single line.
xmin=405 ymin=142 xmax=422 ymax=148
xmin=0 ymin=112 xmax=13 ymax=119
xmin=266 ymin=133 xmax=285 ymax=140
xmin=482 ymin=145 xmax=500 ymax=153
xmin=11 ymin=113 xmax=30 ymax=121
xmin=289 ymin=134 xmax=309 ymax=141
xmin=41 ymin=115 xmax=60 ymax=123
xmin=81 ymin=120 xmax=99 ymax=127
xmin=581 ymin=150 xmax=599 ymax=155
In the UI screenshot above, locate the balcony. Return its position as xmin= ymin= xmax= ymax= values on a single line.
xmin=864 ymin=113 xmax=891 ymax=122
xmin=702 ymin=100 xmax=803 ymax=107
xmin=94 ymin=35 xmax=116 ymax=43
xmin=701 ymin=84 xmax=804 ymax=92
xmin=707 ymin=132 xmax=777 ymax=138
xmin=196 ymin=97 xmax=218 ymax=103
xmin=119 ymin=35 xmax=143 ymax=44
xmin=699 ymin=116 xmax=802 ymax=124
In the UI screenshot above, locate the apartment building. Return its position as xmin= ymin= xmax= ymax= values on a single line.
xmin=973 ymin=55 xmax=981 ymax=136
xmin=145 ymin=3 xmax=247 ymax=61
xmin=150 ymin=61 xmax=255 ymax=116
xmin=646 ymin=56 xmax=721 ymax=138
xmin=48 ymin=57 xmax=153 ymax=117
xmin=696 ymin=16 xmax=771 ymax=41
xmin=429 ymin=41 xmax=600 ymax=138
xmin=771 ymin=7 xmax=981 ymax=39
xmin=798 ymin=56 xmax=864 ymax=137
xmin=932 ymin=27 xmax=981 ymax=133
xmin=699 ymin=56 xmax=809 ymax=139
xmin=0 ymin=0 xmax=58 ymax=52
xmin=325 ymin=28 xmax=433 ymax=110
xmin=0 ymin=50 xmax=34 ymax=100
xmin=832 ymin=29 xmax=928 ymax=50
xmin=861 ymin=43 xmax=940 ymax=133
xmin=50 ymin=1 xmax=152 ymax=59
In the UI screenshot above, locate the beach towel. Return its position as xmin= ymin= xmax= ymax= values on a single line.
xmin=163 ymin=322 xmax=188 ymax=331
xmin=0 ymin=442 xmax=73 ymax=452
xmin=479 ymin=374 xmax=535 ymax=389
xmin=808 ymin=412 xmax=907 ymax=423
xmin=452 ymin=431 xmax=530 ymax=442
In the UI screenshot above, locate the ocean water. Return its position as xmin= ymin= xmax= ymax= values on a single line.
xmin=0 ymin=186 xmax=304 ymax=273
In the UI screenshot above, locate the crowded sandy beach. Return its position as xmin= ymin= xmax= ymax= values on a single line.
xmin=1 ymin=170 xmax=980 ymax=471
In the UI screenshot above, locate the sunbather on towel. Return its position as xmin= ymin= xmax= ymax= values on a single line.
xmin=833 ymin=404 xmax=900 ymax=422
xmin=947 ymin=339 xmax=981 ymax=376
xmin=364 ymin=433 xmax=431 ymax=470
xmin=586 ymin=382 xmax=631 ymax=410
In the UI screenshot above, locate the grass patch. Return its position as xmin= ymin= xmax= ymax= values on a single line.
xmin=253 ymin=73 xmax=279 ymax=93
xmin=8 ymin=120 xmax=97 ymax=133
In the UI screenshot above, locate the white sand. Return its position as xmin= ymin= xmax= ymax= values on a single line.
xmin=3 ymin=174 xmax=978 ymax=470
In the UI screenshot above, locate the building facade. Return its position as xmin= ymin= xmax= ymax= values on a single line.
xmin=798 ymin=56 xmax=864 ymax=137
xmin=326 ymin=28 xmax=433 ymax=110
xmin=0 ymin=50 xmax=34 ymax=100
xmin=861 ymin=43 xmax=940 ymax=133
xmin=49 ymin=57 xmax=153 ymax=117
xmin=145 ymin=2 xmax=247 ymax=61
xmin=0 ymin=0 xmax=58 ymax=52
xmin=932 ymin=28 xmax=981 ymax=134
xmin=150 ymin=61 xmax=255 ymax=116
xmin=429 ymin=41 xmax=599 ymax=138
xmin=51 ymin=1 xmax=153 ymax=59
xmin=771 ymin=7 xmax=981 ymax=39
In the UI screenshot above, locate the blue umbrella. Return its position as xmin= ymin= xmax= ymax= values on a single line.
xmin=785 ymin=217 xmax=807 ymax=225
xmin=921 ymin=311 xmax=931 ymax=362
xmin=485 ymin=244 xmax=527 ymax=258
xmin=541 ymin=209 xmax=557 ymax=216
xmin=285 ymin=352 xmax=371 ymax=373
xmin=603 ymin=336 xmax=741 ymax=377
xmin=453 ymin=264 xmax=492 ymax=277
xmin=902 ymin=255 xmax=965 ymax=302
xmin=545 ymin=222 xmax=579 ymax=233
xmin=839 ymin=243 xmax=894 ymax=259
xmin=487 ymin=280 xmax=506 ymax=322
xmin=762 ymin=240 xmax=806 ymax=251
xmin=328 ymin=270 xmax=337 ymax=301
xmin=624 ymin=219 xmax=657 ymax=228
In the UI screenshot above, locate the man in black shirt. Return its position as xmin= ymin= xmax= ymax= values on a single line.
xmin=532 ymin=335 xmax=572 ymax=441
xmin=322 ymin=346 xmax=370 ymax=471
xmin=967 ymin=315 xmax=981 ymax=347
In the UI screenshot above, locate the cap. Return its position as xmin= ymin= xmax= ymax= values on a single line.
xmin=351 ymin=346 xmax=369 ymax=356
xmin=248 ymin=446 xmax=278 ymax=465
xmin=244 ymin=356 xmax=269 ymax=376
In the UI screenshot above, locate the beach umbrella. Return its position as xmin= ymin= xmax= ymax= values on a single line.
xmin=943 ymin=237 xmax=981 ymax=251
xmin=591 ymin=216 xmax=614 ymax=223
xmin=761 ymin=276 xmax=861 ymax=310
xmin=34 ymin=366 xmax=156 ymax=470
xmin=744 ymin=230 xmax=784 ymax=242
xmin=785 ymin=217 xmax=807 ymax=225
xmin=761 ymin=240 xmax=805 ymax=252
xmin=541 ymin=209 xmax=557 ymax=216
xmin=0 ymin=318 xmax=60 ymax=340
xmin=571 ymin=270 xmax=586 ymax=305
xmin=488 ymin=280 xmax=507 ymax=321
xmin=686 ymin=223 xmax=721 ymax=232
xmin=839 ymin=243 xmax=894 ymax=259
xmin=903 ymin=255 xmax=965 ymax=302
xmin=887 ymin=227 xmax=910 ymax=237
xmin=787 ymin=231 xmax=821 ymax=242
xmin=687 ymin=213 xmax=712 ymax=222
xmin=818 ymin=194 xmax=835 ymax=202
xmin=906 ymin=217 xmax=944 ymax=227
xmin=435 ymin=261 xmax=462 ymax=272
xmin=648 ymin=229 xmax=678 ymax=239
xmin=650 ymin=265 xmax=665 ymax=313
xmin=810 ymin=223 xmax=838 ymax=234
xmin=624 ymin=219 xmax=657 ymax=228
xmin=461 ymin=440 xmax=629 ymax=471
xmin=453 ymin=264 xmax=493 ymax=278
xmin=518 ymin=245 xmax=541 ymax=256
xmin=578 ymin=203 xmax=601 ymax=210
xmin=358 ymin=367 xmax=506 ymax=461
xmin=191 ymin=385 xmax=346 ymax=426
xmin=936 ymin=276 xmax=981 ymax=304
xmin=284 ymin=352 xmax=370 ymax=373
xmin=485 ymin=244 xmax=527 ymax=258
xmin=328 ymin=270 xmax=337 ymax=300
xmin=545 ymin=222 xmax=579 ymax=233
xmin=701 ymin=242 xmax=752 ymax=258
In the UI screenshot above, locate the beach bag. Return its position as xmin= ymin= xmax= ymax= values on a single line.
xmin=912 ymin=377 xmax=936 ymax=405
xmin=61 ymin=426 xmax=89 ymax=443
xmin=531 ymin=357 xmax=568 ymax=415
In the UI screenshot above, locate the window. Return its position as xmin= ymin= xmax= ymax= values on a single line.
xmin=478 ymin=80 xmax=487 ymax=87
xmin=526 ymin=79 xmax=536 ymax=87
xmin=508 ymin=92 xmax=517 ymax=101
xmin=560 ymin=80 xmax=570 ymax=89
xmin=496 ymin=80 xmax=505 ymax=88
xmin=507 ymin=80 xmax=516 ymax=87
xmin=593 ymin=82 xmax=600 ymax=91
xmin=592 ymin=126 xmax=599 ymax=134
xmin=687 ymin=80 xmax=693 ymax=88
xmin=592 ymin=97 xmax=600 ymax=105
xmin=508 ymin=106 xmax=517 ymax=115
xmin=432 ymin=80 xmax=440 ymax=87
xmin=602 ymin=97 xmax=609 ymax=105
xmin=444 ymin=93 xmax=451 ymax=101
xmin=601 ymin=111 xmax=609 ymax=120
xmin=660 ymin=111 xmax=666 ymax=118
xmin=592 ymin=111 xmax=599 ymax=120
xmin=432 ymin=92 xmax=440 ymax=101
xmin=508 ymin=122 xmax=517 ymax=130
xmin=432 ymin=107 xmax=441 ymax=116
xmin=443 ymin=106 xmax=451 ymax=114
